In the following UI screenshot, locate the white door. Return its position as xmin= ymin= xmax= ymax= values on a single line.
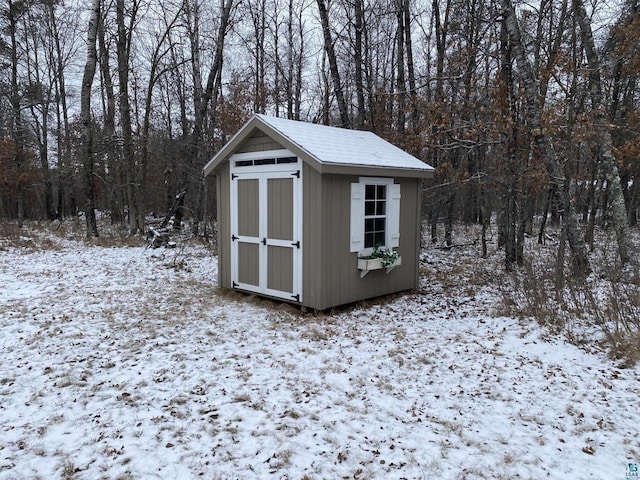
xmin=230 ymin=158 xmax=302 ymax=302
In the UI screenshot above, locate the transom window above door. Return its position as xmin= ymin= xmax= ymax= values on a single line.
xmin=229 ymin=149 xmax=300 ymax=174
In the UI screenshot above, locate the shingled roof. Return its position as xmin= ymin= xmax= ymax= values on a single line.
xmin=203 ymin=114 xmax=434 ymax=178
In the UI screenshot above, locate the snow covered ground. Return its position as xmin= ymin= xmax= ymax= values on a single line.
xmin=1 ymin=225 xmax=639 ymax=479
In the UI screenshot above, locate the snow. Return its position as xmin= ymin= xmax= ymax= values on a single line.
xmin=1 ymin=230 xmax=639 ymax=479
xmin=204 ymin=114 xmax=434 ymax=175
xmin=256 ymin=114 xmax=433 ymax=172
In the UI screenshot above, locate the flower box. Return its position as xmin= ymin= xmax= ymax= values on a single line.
xmin=357 ymin=255 xmax=401 ymax=278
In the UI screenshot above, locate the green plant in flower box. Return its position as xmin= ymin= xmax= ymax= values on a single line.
xmin=358 ymin=243 xmax=400 ymax=268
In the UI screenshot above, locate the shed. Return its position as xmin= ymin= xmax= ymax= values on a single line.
xmin=203 ymin=114 xmax=434 ymax=310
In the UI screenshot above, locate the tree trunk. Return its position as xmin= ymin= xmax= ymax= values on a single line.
xmin=187 ymin=0 xmax=234 ymax=234
xmin=139 ymin=8 xmax=182 ymax=233
xmin=500 ymin=15 xmax=520 ymax=270
xmin=24 ymin=12 xmax=56 ymax=221
xmin=8 ymin=0 xmax=25 ymax=227
xmin=38 ymin=111 xmax=55 ymax=221
xmin=396 ymin=0 xmax=406 ymax=134
xmin=500 ymin=0 xmax=590 ymax=276
xmin=480 ymin=191 xmax=489 ymax=258
xmin=81 ymin=0 xmax=101 ymax=238
xmin=98 ymin=11 xmax=123 ymax=224
xmin=505 ymin=186 xmax=517 ymax=269
xmin=433 ymin=0 xmax=450 ymax=101
xmin=48 ymin=0 xmax=72 ymax=219
xmin=573 ymin=0 xmax=633 ymax=265
xmin=116 ymin=0 xmax=140 ymax=233
xmin=294 ymin=5 xmax=304 ymax=120
xmin=316 ymin=0 xmax=349 ymax=128
xmin=354 ymin=0 xmax=366 ymax=128
xmin=430 ymin=202 xmax=438 ymax=244
xmin=193 ymin=0 xmax=233 ymax=144
xmin=403 ymin=0 xmax=418 ymax=132
xmin=538 ymin=188 xmax=553 ymax=245
xmin=248 ymin=0 xmax=267 ymax=113
xmin=584 ymin=169 xmax=599 ymax=249
xmin=445 ymin=188 xmax=454 ymax=247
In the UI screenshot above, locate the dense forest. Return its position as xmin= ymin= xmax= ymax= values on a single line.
xmin=0 ymin=0 xmax=638 ymax=273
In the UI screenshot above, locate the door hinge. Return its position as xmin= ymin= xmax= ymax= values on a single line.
xmin=262 ymin=238 xmax=267 ymax=245
xmin=232 ymin=281 xmax=239 ymax=288
xmin=231 ymin=173 xmax=238 ymax=180
xmin=231 ymin=234 xmax=238 ymax=241
xmin=292 ymin=240 xmax=300 ymax=249
xmin=291 ymin=170 xmax=300 ymax=178
xmin=291 ymin=293 xmax=300 ymax=302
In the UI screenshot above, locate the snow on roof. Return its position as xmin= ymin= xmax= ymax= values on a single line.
xmin=255 ymin=114 xmax=433 ymax=172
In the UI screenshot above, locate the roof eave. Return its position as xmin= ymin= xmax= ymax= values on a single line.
xmin=320 ymin=163 xmax=434 ymax=178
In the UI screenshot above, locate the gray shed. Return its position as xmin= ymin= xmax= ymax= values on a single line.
xmin=203 ymin=114 xmax=434 ymax=310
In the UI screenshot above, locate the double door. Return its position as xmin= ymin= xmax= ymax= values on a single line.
xmin=230 ymin=167 xmax=302 ymax=302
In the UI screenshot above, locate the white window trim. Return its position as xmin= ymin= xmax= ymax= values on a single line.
xmin=229 ymin=149 xmax=299 ymax=174
xmin=350 ymin=177 xmax=400 ymax=255
xmin=230 ymin=149 xmax=294 ymax=162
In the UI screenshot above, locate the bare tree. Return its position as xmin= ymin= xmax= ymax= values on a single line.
xmin=573 ymin=0 xmax=634 ymax=265
xmin=402 ymin=0 xmax=418 ymax=132
xmin=500 ymin=0 xmax=591 ymax=275
xmin=97 ymin=3 xmax=124 ymax=224
xmin=350 ymin=0 xmax=365 ymax=127
xmin=116 ymin=0 xmax=142 ymax=233
xmin=23 ymin=2 xmax=56 ymax=220
xmin=6 ymin=0 xmax=25 ymax=227
xmin=80 ymin=0 xmax=101 ymax=237
xmin=138 ymin=3 xmax=184 ymax=232
xmin=181 ymin=0 xmax=234 ymax=234
xmin=46 ymin=0 xmax=77 ymax=219
xmin=316 ymin=0 xmax=349 ymax=127
xmin=245 ymin=0 xmax=268 ymax=113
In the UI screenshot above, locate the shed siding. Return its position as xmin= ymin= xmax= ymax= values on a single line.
xmin=399 ymin=178 xmax=421 ymax=294
xmin=319 ymin=175 xmax=419 ymax=309
xmin=320 ymin=175 xmax=352 ymax=309
xmin=302 ymin=163 xmax=323 ymax=309
xmin=236 ymin=129 xmax=284 ymax=153
xmin=217 ymin=162 xmax=232 ymax=288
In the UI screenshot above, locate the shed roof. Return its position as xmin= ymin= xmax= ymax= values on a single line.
xmin=203 ymin=114 xmax=434 ymax=178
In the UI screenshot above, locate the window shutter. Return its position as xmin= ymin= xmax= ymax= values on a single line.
xmin=350 ymin=183 xmax=365 ymax=252
xmin=387 ymin=183 xmax=401 ymax=248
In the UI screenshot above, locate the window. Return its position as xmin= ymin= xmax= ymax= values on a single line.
xmin=364 ymin=184 xmax=386 ymax=248
xmin=350 ymin=178 xmax=400 ymax=253
xmin=233 ymin=155 xmax=298 ymax=168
